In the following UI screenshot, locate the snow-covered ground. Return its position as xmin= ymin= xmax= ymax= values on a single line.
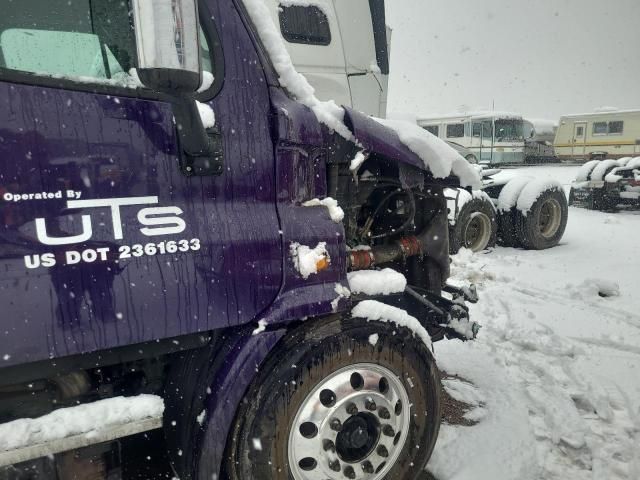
xmin=430 ymin=165 xmax=640 ymax=479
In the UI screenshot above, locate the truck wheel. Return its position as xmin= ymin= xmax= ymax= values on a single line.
xmin=449 ymin=196 xmax=497 ymax=253
xmin=496 ymin=210 xmax=523 ymax=247
xmin=224 ymin=315 xmax=441 ymax=480
xmin=515 ymin=188 xmax=568 ymax=249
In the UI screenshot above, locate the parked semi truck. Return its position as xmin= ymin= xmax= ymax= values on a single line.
xmin=0 ymin=0 xmax=480 ymax=479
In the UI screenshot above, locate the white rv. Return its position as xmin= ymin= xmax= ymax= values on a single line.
xmin=554 ymin=110 xmax=640 ymax=161
xmin=266 ymin=0 xmax=389 ymax=118
xmin=416 ymin=112 xmax=529 ymax=165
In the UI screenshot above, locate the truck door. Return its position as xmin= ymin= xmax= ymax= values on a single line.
xmin=0 ymin=0 xmax=282 ymax=366
xmin=572 ymin=121 xmax=587 ymax=158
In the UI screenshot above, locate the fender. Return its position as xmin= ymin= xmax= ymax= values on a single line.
xmin=163 ymin=327 xmax=286 ymax=479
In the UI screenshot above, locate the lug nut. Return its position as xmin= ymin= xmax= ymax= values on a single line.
xmin=346 ymin=402 xmax=358 ymax=415
xmin=362 ymin=461 xmax=374 ymax=473
xmin=344 ymin=466 xmax=356 ymax=479
xmin=329 ymin=460 xmax=341 ymax=472
xmin=330 ymin=418 xmax=342 ymax=432
xmin=378 ymin=407 xmax=391 ymax=419
xmin=377 ymin=445 xmax=389 ymax=458
xmin=365 ymin=399 xmax=377 ymax=411
xmin=323 ymin=439 xmax=335 ymax=452
xmin=383 ymin=425 xmax=395 ymax=437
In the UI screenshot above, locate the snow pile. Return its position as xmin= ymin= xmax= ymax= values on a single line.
xmin=350 ymin=150 xmax=368 ymax=172
xmin=516 ymin=178 xmax=563 ymax=214
xmin=375 ymin=118 xmax=481 ymax=189
xmin=626 ymin=156 xmax=640 ymax=169
xmin=496 ymin=176 xmax=533 ymax=211
xmin=445 ymin=316 xmax=479 ymax=340
xmin=252 ymin=319 xmax=268 ymax=335
xmin=196 ymin=101 xmax=216 ymax=128
xmin=604 ymin=168 xmax=623 ymax=183
xmin=0 ymin=395 xmax=164 ymax=452
xmin=198 ymin=71 xmax=215 ymax=93
xmin=347 ymin=268 xmax=407 ymax=296
xmin=290 ymin=242 xmax=330 ymax=279
xmin=442 ymin=377 xmax=487 ymax=422
xmin=302 ymin=197 xmax=344 ymax=223
xmin=331 ymin=283 xmax=351 ymax=311
xmin=590 ymin=159 xmax=619 ymax=181
xmin=449 ymin=247 xmax=497 ymax=285
xmin=242 ymin=0 xmax=354 ymax=141
xmin=279 ymin=0 xmax=328 ymax=12
xmin=352 ymin=300 xmax=432 ymax=349
xmin=574 ymin=160 xmax=600 ymax=182
xmin=568 ymin=278 xmax=621 ymax=299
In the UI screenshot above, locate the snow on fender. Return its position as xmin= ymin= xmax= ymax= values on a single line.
xmin=497 ymin=176 xmax=534 ymax=212
xmin=516 ymin=178 xmax=564 ymax=215
xmin=590 ymin=159 xmax=619 ymax=181
xmin=495 ymin=176 xmax=533 ymax=248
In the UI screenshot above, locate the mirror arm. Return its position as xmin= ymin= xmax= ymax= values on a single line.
xmin=169 ymin=95 xmax=223 ymax=176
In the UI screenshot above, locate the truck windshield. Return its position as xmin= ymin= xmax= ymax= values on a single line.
xmin=494 ymin=119 xmax=524 ymax=142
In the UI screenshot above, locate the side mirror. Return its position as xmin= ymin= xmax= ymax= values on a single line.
xmin=131 ymin=0 xmax=223 ymax=176
xmin=132 ymin=0 xmax=201 ymax=93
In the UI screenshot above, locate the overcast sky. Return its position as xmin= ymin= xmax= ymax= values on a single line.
xmin=385 ymin=0 xmax=640 ymax=121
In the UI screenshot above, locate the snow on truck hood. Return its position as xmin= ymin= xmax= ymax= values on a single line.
xmin=242 ymin=0 xmax=480 ymax=189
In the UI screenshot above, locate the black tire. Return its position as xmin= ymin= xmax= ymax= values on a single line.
xmin=224 ymin=315 xmax=441 ymax=480
xmin=449 ymin=196 xmax=497 ymax=254
xmin=515 ymin=188 xmax=568 ymax=249
xmin=496 ymin=209 xmax=523 ymax=248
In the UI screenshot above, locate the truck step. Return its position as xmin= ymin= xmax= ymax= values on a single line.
xmin=0 ymin=395 xmax=164 ymax=468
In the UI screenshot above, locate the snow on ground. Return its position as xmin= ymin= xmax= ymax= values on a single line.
xmin=430 ymin=165 xmax=640 ymax=480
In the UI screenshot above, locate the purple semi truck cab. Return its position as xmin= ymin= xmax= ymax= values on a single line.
xmin=0 ymin=0 xmax=478 ymax=478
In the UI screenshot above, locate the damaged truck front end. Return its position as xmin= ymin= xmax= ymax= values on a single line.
xmin=0 ymin=0 xmax=479 ymax=478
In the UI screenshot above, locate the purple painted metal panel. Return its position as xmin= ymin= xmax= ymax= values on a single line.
xmin=268 ymin=88 xmax=348 ymax=322
xmin=343 ymin=107 xmax=424 ymax=170
xmin=197 ymin=328 xmax=285 ymax=479
xmin=0 ymin=0 xmax=283 ymax=367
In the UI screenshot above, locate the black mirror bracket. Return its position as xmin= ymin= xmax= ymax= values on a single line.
xmin=170 ymin=95 xmax=224 ymax=177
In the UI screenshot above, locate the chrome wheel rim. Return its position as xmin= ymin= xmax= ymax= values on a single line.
xmin=538 ymin=198 xmax=562 ymax=238
xmin=288 ymin=363 xmax=411 ymax=480
xmin=463 ymin=212 xmax=492 ymax=252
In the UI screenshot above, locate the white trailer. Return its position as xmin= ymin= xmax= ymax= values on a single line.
xmin=554 ymin=109 xmax=640 ymax=162
xmin=266 ymin=0 xmax=389 ymax=118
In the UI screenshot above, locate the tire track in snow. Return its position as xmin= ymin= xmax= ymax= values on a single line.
xmin=440 ymin=246 xmax=640 ymax=480
xmin=476 ymin=280 xmax=639 ymax=479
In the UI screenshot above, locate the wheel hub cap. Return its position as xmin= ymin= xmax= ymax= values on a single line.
xmin=463 ymin=212 xmax=492 ymax=252
xmin=538 ymin=198 xmax=562 ymax=238
xmin=288 ymin=364 xmax=410 ymax=480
